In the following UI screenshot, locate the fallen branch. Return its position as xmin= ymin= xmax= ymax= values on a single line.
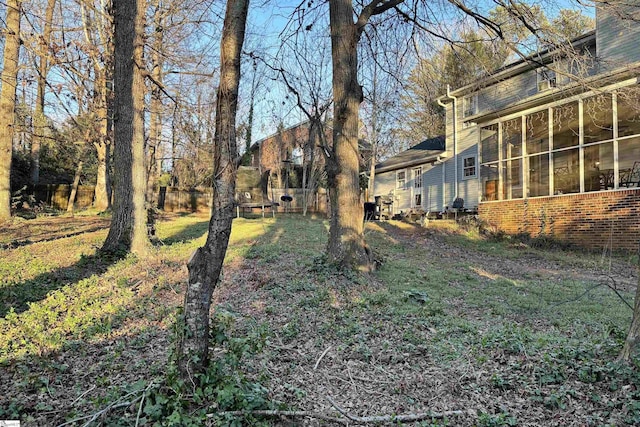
xmin=209 ymin=400 xmax=466 ymax=425
xmin=326 ymin=396 xmax=465 ymax=423
xmin=57 ymin=382 xmax=155 ymax=427
xmin=314 ymin=345 xmax=332 ymax=370
xmin=211 ymin=410 xmax=348 ymax=425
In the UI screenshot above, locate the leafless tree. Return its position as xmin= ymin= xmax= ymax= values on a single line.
xmin=178 ymin=0 xmax=250 ymax=380
xmin=101 ymin=0 xmax=149 ymax=254
xmin=0 ymin=0 xmax=22 ymax=220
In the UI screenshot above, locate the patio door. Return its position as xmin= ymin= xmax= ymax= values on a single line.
xmin=411 ymin=167 xmax=423 ymax=208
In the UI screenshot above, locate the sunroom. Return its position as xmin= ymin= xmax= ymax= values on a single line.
xmin=479 ymin=85 xmax=640 ymax=202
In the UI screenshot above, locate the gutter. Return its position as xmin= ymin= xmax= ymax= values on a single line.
xmin=375 ymin=151 xmax=447 ymax=174
xmin=437 ymin=85 xmax=458 ymax=202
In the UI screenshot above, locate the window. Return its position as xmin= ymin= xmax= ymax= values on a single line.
xmin=584 ymin=94 xmax=613 ymax=143
xmin=396 ymin=170 xmax=406 ymax=189
xmin=414 ymin=194 xmax=422 ymax=206
xmin=463 ymin=156 xmax=476 ymax=178
xmin=526 ymin=110 xmax=549 ymax=154
xmin=478 ymin=87 xmax=640 ymax=201
xmin=616 ymin=88 xmax=640 ymax=138
xmin=463 ymin=94 xmax=478 ymax=118
xmin=537 ymin=68 xmax=557 ymax=92
xmin=413 ymin=167 xmax=422 ymax=188
xmin=552 ymin=102 xmax=579 ymax=149
xmin=481 ymin=124 xmax=499 ymax=162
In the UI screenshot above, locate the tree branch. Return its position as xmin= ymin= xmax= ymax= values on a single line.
xmin=357 ymin=0 xmax=405 ymax=34
xmin=210 ymin=400 xmax=467 ymax=425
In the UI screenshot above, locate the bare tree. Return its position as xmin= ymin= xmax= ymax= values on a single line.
xmin=28 ymin=0 xmax=57 ymax=187
xmin=178 ymin=0 xmax=250 ymax=380
xmin=266 ymin=26 xmax=332 ymax=216
xmin=80 ymin=0 xmax=113 ymax=211
xmin=0 ymin=0 xmax=22 ymax=220
xmin=325 ymin=0 xmax=406 ymax=271
xmin=101 ymin=0 xmax=149 ymax=254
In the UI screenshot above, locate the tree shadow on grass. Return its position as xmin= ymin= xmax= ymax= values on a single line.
xmin=0 ymin=251 xmax=125 ymax=318
xmin=156 ymin=219 xmax=210 ymax=246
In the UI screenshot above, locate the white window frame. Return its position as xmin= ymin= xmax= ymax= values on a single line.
xmin=463 ymin=94 xmax=478 ymax=118
xmin=537 ymin=67 xmax=557 ymax=92
xmin=396 ymin=170 xmax=406 ymax=189
xmin=463 ymin=156 xmax=477 ymax=179
xmin=413 ymin=167 xmax=422 ymax=188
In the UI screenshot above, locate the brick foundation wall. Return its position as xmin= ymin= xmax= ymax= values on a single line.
xmin=478 ymin=189 xmax=640 ymax=250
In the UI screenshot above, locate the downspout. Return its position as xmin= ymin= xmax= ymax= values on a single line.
xmin=437 ymin=84 xmax=459 ymax=206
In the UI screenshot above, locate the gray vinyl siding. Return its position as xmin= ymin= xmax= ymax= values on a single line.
xmin=476 ymin=70 xmax=538 ymax=116
xmin=373 ymin=170 xmax=395 ymax=199
xmin=597 ymin=3 xmax=640 ymax=69
xmin=423 ymin=165 xmax=443 ymax=212
xmin=394 ymin=186 xmax=412 ymax=214
xmin=458 ymin=127 xmax=480 ymax=210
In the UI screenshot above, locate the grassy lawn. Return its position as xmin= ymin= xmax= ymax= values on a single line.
xmin=0 ymin=213 xmax=639 ymax=426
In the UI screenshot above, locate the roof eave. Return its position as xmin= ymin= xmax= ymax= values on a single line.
xmin=375 ymin=151 xmax=445 ymax=173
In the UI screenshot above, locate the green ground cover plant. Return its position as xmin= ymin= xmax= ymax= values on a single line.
xmin=0 ymin=213 xmax=638 ymax=426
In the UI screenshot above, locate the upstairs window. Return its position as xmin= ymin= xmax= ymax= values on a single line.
xmin=463 ymin=156 xmax=477 ymax=178
xmin=463 ymin=94 xmax=478 ymax=118
xmin=537 ymin=67 xmax=557 ymax=92
xmin=396 ymin=170 xmax=406 ymax=189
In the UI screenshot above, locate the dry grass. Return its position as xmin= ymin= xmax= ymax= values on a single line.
xmin=0 ymin=213 xmax=639 ymax=426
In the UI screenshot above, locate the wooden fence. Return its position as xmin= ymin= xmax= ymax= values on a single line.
xmin=34 ymin=184 xmax=95 ymax=210
xmin=33 ymin=184 xmax=328 ymax=214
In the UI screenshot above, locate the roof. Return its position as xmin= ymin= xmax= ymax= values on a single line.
xmin=375 ymin=135 xmax=446 ymax=173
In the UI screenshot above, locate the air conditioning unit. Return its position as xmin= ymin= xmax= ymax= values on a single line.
xmin=537 ymin=79 xmax=556 ymax=92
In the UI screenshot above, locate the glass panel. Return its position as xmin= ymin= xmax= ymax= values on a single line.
xmin=481 ymin=124 xmax=499 ymax=162
xmin=528 ymin=153 xmax=549 ymax=197
xmin=619 ymin=137 xmax=640 ymax=188
xmin=481 ymin=163 xmax=499 ymax=201
xmin=463 ymin=95 xmax=477 ymax=117
xmin=413 ymin=168 xmax=422 ymax=188
xmin=584 ymin=142 xmax=614 ymax=192
xmin=502 ymin=118 xmax=522 ymax=158
xmin=526 ymin=110 xmax=549 ymax=154
xmin=552 ymin=148 xmax=580 ymax=195
xmin=584 ymin=94 xmax=613 ymax=143
xmin=502 ymin=158 xmax=523 ymax=199
xmin=617 ymin=89 xmax=640 ymax=138
xmin=463 ymin=157 xmax=476 ymax=177
xmin=553 ymin=102 xmax=580 ymax=149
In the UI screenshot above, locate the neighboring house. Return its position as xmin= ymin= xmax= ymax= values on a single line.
xmin=376 ymin=4 xmax=640 ymax=249
xmin=249 ymin=121 xmax=372 ymax=188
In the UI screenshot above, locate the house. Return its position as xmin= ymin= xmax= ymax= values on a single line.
xmin=247 ymin=121 xmax=372 ymax=213
xmin=373 ymin=136 xmax=450 ymax=216
xmin=249 ymin=121 xmax=372 ymax=189
xmin=375 ymin=3 xmax=640 ymax=249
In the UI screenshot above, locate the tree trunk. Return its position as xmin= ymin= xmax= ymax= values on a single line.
xmin=327 ymin=0 xmax=374 ymax=271
xmin=94 ymin=136 xmax=111 ymax=211
xmin=178 ymin=0 xmax=249 ymax=381
xmin=621 ymin=242 xmax=640 ymax=361
xmin=67 ymin=160 xmax=84 ymax=216
xmin=102 ymin=0 xmax=149 ymax=255
xmin=93 ymin=69 xmax=112 ymax=212
xmin=83 ymin=0 xmax=113 ymax=212
xmin=146 ymin=12 xmax=164 ymax=236
xmin=31 ymin=0 xmax=56 ymax=187
xmin=0 ymin=0 xmax=21 ymax=220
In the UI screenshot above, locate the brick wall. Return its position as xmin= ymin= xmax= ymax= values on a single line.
xmin=478 ymin=189 xmax=640 ymax=250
